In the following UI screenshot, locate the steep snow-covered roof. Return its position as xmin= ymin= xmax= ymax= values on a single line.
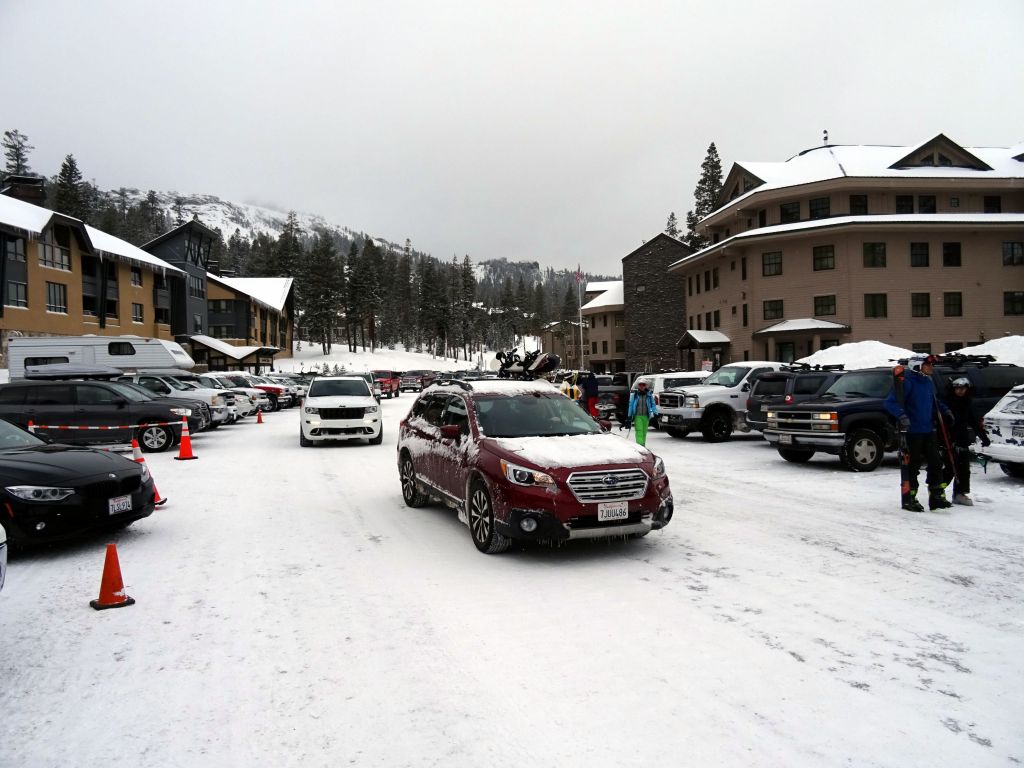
xmin=208 ymin=275 xmax=293 ymax=311
xmin=190 ymin=334 xmax=279 ymax=359
xmin=0 ymin=193 xmax=55 ymax=234
xmin=84 ymin=225 xmax=184 ymax=275
xmin=585 ymin=280 xmax=619 ymax=293
xmin=581 ymin=281 xmax=624 ymax=311
xmin=684 ymin=330 xmax=730 ymax=344
xmin=755 ymin=318 xmax=851 ymax=334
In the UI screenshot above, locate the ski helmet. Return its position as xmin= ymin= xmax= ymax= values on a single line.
xmin=908 ymin=354 xmax=938 ymax=372
xmin=950 ymin=377 xmax=971 ymax=388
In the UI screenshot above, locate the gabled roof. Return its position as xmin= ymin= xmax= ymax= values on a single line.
xmin=207 ymin=274 xmax=294 ymax=311
xmin=622 ymin=232 xmax=692 ymax=261
xmin=0 ymin=194 xmax=182 ymax=274
xmin=888 ymin=133 xmax=992 ymax=171
xmin=677 ymin=330 xmax=730 ymax=347
xmin=753 ymin=318 xmax=851 ymax=336
xmin=581 ymin=281 xmax=623 ymax=311
xmin=584 ymin=280 xmax=619 ymax=293
xmin=142 ymin=218 xmax=222 ymax=251
xmin=189 ymin=334 xmax=280 ymax=360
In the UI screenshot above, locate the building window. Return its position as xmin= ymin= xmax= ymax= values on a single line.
xmin=132 ymin=303 xmax=144 ymax=322
xmin=762 ymin=251 xmax=783 ymax=276
xmin=943 ymin=242 xmax=962 ymax=267
xmin=82 ymin=295 xmax=98 ymax=317
xmin=864 ymin=293 xmax=888 ymax=318
xmin=779 ymin=202 xmax=800 ymax=224
xmin=910 ymin=242 xmax=929 ymax=267
xmin=712 ymin=267 xmax=719 ymax=288
xmin=603 ymin=314 xmax=608 ymax=327
xmin=895 ymin=195 xmax=914 ymax=214
xmin=590 ymin=317 xmax=595 ymax=328
xmin=763 ymin=299 xmax=784 ymax=320
xmin=949 ymin=196 xmax=959 ymax=208
xmin=985 ymin=196 xmax=1002 ymax=214
xmin=1002 ymin=242 xmax=1024 ymax=266
xmin=911 ymin=343 xmax=932 ymax=354
xmin=758 ymin=209 xmax=767 ymax=227
xmin=591 ymin=341 xmax=597 ymax=353
xmin=742 ymin=304 xmax=748 ymax=327
xmin=713 ymin=309 xmax=720 ymax=327
xmin=741 ymin=257 xmax=747 ymax=280
xmin=687 ymin=277 xmax=692 ymax=296
xmin=704 ymin=271 xmax=710 ymax=291
xmin=614 ymin=314 xmax=624 ymax=327
xmin=105 ymin=299 xmax=118 ymax=318
xmin=812 ymin=245 xmax=835 ymax=271
xmin=615 ymin=339 xmax=625 ymax=353
xmin=944 ymin=292 xmax=963 ymax=317
xmin=918 ymin=195 xmax=936 ymax=214
xmin=189 ymin=275 xmax=206 ymax=298
xmin=863 ymin=243 xmax=886 ymax=268
xmin=944 ymin=342 xmax=963 ymax=353
xmin=131 ymin=267 xmax=143 ymax=286
xmin=38 ymin=241 xmax=72 ymax=271
xmin=731 ymin=305 xmax=737 ymax=315
xmin=809 ymin=197 xmax=830 ymax=220
xmin=193 ymin=313 xmax=203 ymax=333
xmin=849 ymin=195 xmax=868 ymax=215
xmin=705 ymin=311 xmax=711 ymax=329
xmin=1005 ymin=292 xmax=1024 ymax=315
xmin=5 ymin=237 xmax=26 ymax=261
xmin=911 ymin=292 xmax=930 ymax=317
xmin=814 ymin=295 xmax=836 ymax=316
xmin=6 ymin=281 xmax=28 ymax=307
xmin=45 ymin=282 xmax=68 ymax=313
xmin=155 ymin=307 xmax=170 ymax=325
xmin=602 ymin=340 xmax=608 ymax=355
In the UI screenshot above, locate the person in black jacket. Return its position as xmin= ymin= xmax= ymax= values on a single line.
xmin=945 ymin=376 xmax=991 ymax=506
xmin=581 ymin=372 xmax=600 ymax=417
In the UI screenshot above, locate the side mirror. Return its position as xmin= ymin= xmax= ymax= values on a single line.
xmin=439 ymin=424 xmax=461 ymax=440
xmin=114 ymin=397 xmax=128 ymax=408
xmin=741 ymin=382 xmax=750 ymax=392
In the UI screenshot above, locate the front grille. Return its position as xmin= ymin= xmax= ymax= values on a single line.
xmin=319 ymin=407 xmax=365 ymax=420
xmin=770 ymin=411 xmax=816 ymax=431
xmin=660 ymin=393 xmax=683 ymax=409
xmin=567 ymin=468 xmax=648 ymax=503
xmin=80 ymin=474 xmax=142 ymax=500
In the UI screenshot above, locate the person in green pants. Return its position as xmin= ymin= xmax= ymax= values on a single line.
xmin=625 ymin=379 xmax=658 ymax=446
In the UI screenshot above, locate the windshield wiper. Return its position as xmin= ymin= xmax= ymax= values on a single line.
xmin=841 ymin=391 xmax=872 ymax=397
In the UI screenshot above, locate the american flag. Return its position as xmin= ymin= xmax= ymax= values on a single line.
xmin=575 ymin=265 xmax=583 ymax=284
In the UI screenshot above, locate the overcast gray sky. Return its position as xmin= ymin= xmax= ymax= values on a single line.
xmin=2 ymin=0 xmax=1022 ymax=275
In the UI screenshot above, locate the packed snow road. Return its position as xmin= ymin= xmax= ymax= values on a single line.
xmin=1 ymin=395 xmax=1022 ymax=768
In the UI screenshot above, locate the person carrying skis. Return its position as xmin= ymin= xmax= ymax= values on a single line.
xmin=581 ymin=372 xmax=600 ymax=417
xmin=624 ymin=379 xmax=657 ymax=447
xmin=944 ymin=376 xmax=991 ymax=506
xmin=884 ymin=354 xmax=953 ymax=512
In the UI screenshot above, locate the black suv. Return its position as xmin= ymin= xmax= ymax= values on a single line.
xmin=0 ymin=379 xmax=205 ymax=452
xmin=746 ymin=365 xmax=847 ymax=432
xmin=762 ymin=356 xmax=1024 ymax=471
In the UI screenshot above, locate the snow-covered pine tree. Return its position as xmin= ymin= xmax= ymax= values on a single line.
xmin=684 ymin=142 xmax=724 ymax=251
xmin=53 ymin=154 xmax=88 ymax=220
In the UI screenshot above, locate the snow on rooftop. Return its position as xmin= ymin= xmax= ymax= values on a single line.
xmin=585 ymin=280 xmax=619 ymax=292
xmin=0 ymin=193 xmax=56 ymax=234
xmin=685 ymin=330 xmax=730 ymax=343
xmin=208 ymin=275 xmax=293 ymax=311
xmin=758 ymin=318 xmax=850 ymax=334
xmin=581 ymin=281 xmax=624 ymax=310
xmin=190 ymin=334 xmax=274 ymax=360
xmin=447 ymin=379 xmax=558 ymax=396
xmin=84 ymin=224 xmax=183 ymax=275
xmin=797 ymin=340 xmax=914 ymax=369
xmin=951 ymin=335 xmax=1024 ymax=367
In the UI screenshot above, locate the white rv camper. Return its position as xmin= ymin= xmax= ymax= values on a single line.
xmin=7 ymin=335 xmax=195 ymax=380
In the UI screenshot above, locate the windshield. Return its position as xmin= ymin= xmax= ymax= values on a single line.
xmin=475 ymin=393 xmax=601 ymax=438
xmin=664 ymin=376 xmax=704 ymax=389
xmin=308 ymin=379 xmax=371 ymax=398
xmin=0 ymin=418 xmax=46 ymax=449
xmin=824 ymin=371 xmax=892 ymax=398
xmin=700 ymin=366 xmax=748 ymax=387
xmin=108 ymin=381 xmax=155 ymax=402
xmin=198 ymin=377 xmax=226 ymax=390
xmin=224 ymin=375 xmax=253 ymax=387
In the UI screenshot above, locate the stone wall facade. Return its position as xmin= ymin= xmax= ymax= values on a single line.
xmin=623 ymin=234 xmax=692 ymax=371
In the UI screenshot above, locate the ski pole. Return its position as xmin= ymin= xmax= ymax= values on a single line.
xmin=935 ymin=405 xmax=959 ymax=487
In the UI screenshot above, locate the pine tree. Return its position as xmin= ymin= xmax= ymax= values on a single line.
xmin=54 ymin=154 xmax=87 ymax=220
xmin=684 ymin=142 xmax=724 ymax=250
xmin=2 ymin=129 xmax=33 ymax=175
xmin=173 ymin=197 xmax=187 ymax=225
xmin=665 ymin=211 xmax=680 ymax=238
xmin=273 ymin=212 xmax=304 ymax=276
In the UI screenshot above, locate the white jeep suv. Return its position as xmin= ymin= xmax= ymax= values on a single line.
xmin=300 ymin=376 xmax=383 ymax=446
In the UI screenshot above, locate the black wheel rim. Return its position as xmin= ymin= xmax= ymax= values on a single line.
xmin=469 ymin=488 xmax=491 ymax=544
xmin=401 ymin=458 xmax=417 ymax=502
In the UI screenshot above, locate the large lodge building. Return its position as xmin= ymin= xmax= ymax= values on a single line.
xmin=0 ymin=185 xmax=293 ymax=372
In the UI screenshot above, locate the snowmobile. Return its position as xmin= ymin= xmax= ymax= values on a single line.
xmin=495 ymin=349 xmax=560 ymax=380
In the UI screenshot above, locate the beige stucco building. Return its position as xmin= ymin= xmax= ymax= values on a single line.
xmin=668 ymin=134 xmax=1024 ymax=366
xmin=580 ymin=281 xmax=626 ymax=372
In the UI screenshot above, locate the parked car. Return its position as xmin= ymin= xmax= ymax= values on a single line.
xmin=219 ymin=372 xmax=287 ymax=411
xmin=396 ymin=379 xmax=673 ymax=554
xmin=0 ymin=418 xmax=156 ymax=548
xmin=979 ymin=383 xmax=1024 ymax=479
xmin=195 ymin=372 xmax=267 ymax=415
xmin=300 ymin=376 xmax=383 ymax=446
xmin=116 ymin=371 xmax=231 ymax=427
xmin=351 ymin=372 xmax=383 ymax=400
xmin=400 ymin=370 xmax=435 ymax=392
xmin=268 ymin=373 xmax=307 ymax=401
xmin=372 ymin=370 xmax=402 ymax=398
xmin=248 ymin=374 xmax=294 ymax=409
xmin=0 ymin=375 xmax=198 ymax=452
xmin=745 ymin=365 xmax=847 ymax=432
xmin=142 ymin=368 xmax=248 ymax=420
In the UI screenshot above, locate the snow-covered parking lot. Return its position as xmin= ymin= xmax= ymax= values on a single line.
xmin=2 ymin=394 xmax=1022 ymax=768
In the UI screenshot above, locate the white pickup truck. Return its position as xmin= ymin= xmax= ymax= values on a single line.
xmin=657 ymin=361 xmax=785 ymax=441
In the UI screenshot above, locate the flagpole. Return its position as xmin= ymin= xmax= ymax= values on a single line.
xmin=577 ymin=273 xmax=583 ymax=370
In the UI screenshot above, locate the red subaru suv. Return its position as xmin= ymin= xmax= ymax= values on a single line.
xmin=396 ymin=379 xmax=673 ymax=553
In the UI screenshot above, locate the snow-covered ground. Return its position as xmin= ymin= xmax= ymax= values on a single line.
xmin=1 ymin=371 xmax=1023 ymax=767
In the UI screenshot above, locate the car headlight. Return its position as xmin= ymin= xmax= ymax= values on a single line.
xmin=170 ymin=407 xmax=192 ymax=417
xmin=652 ymin=456 xmax=666 ymax=478
xmin=305 ymin=406 xmax=319 ymax=414
xmin=500 ymin=459 xmax=555 ymax=486
xmin=684 ymin=395 xmax=699 ymax=407
xmin=365 ymin=405 xmax=379 ymax=414
xmin=139 ymin=463 xmax=151 ymax=483
xmin=6 ymin=486 xmax=75 ymax=502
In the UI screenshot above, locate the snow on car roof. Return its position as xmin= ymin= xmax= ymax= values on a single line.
xmin=431 ymin=379 xmax=559 ymax=396
xmin=493 ymin=433 xmax=651 ymax=468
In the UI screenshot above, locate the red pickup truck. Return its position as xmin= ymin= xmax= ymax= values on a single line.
xmin=372 ymin=370 xmax=401 ymax=399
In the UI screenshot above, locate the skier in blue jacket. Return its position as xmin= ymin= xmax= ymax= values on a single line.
xmin=884 ymin=355 xmax=953 ymax=512
xmin=625 ymin=379 xmax=658 ymax=447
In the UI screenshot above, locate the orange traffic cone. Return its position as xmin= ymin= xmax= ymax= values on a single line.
xmin=174 ymin=416 xmax=198 ymax=461
xmin=256 ymin=409 xmax=264 ymax=424
xmin=131 ymin=438 xmax=167 ymax=506
xmin=90 ymin=543 xmax=135 ymax=610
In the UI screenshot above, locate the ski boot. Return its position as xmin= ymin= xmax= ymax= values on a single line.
xmin=953 ymin=493 xmax=974 ymax=506
xmin=902 ymin=490 xmax=925 ymax=513
xmin=929 ymin=488 xmax=953 ymax=510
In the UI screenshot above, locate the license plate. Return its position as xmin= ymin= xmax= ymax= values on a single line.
xmin=108 ymin=494 xmax=132 ymax=515
xmin=666 ymin=415 xmax=679 ymax=424
xmin=598 ymin=501 xmax=629 ymax=521
xmin=1013 ymin=426 xmax=1024 ymax=438
xmin=778 ymin=433 xmax=792 ymax=445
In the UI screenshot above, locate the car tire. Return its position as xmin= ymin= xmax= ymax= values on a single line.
xmin=299 ymin=429 xmax=312 ymax=447
xmin=1000 ymin=462 xmax=1024 ymax=479
xmin=368 ymin=429 xmax=383 ymax=445
xmin=399 ymin=453 xmax=430 ymax=507
xmin=665 ymin=427 xmax=689 ymax=439
xmin=270 ymin=395 xmax=281 ymax=412
xmin=778 ymin=447 xmax=815 ymax=463
xmin=468 ymin=479 xmax=510 ymax=554
xmin=138 ymin=424 xmax=174 ymax=453
xmin=700 ymin=410 xmax=733 ymax=442
xmin=840 ymin=429 xmax=883 ymax=472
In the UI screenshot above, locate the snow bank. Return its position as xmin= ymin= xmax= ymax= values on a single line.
xmin=276 ymin=342 xmax=475 ymax=374
xmin=951 ymin=335 xmax=1024 ymax=366
xmin=796 ymin=340 xmax=913 ymax=369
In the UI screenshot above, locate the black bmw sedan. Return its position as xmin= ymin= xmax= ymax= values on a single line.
xmin=0 ymin=419 xmax=155 ymax=549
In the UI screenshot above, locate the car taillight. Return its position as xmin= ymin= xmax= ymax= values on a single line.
xmin=785 ymin=394 xmax=793 ymax=404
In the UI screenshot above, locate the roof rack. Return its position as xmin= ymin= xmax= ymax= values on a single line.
xmin=780 ymin=362 xmax=846 ymax=372
xmin=432 ymin=377 xmax=473 ymax=391
xmin=935 ymin=353 xmax=996 ymax=368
